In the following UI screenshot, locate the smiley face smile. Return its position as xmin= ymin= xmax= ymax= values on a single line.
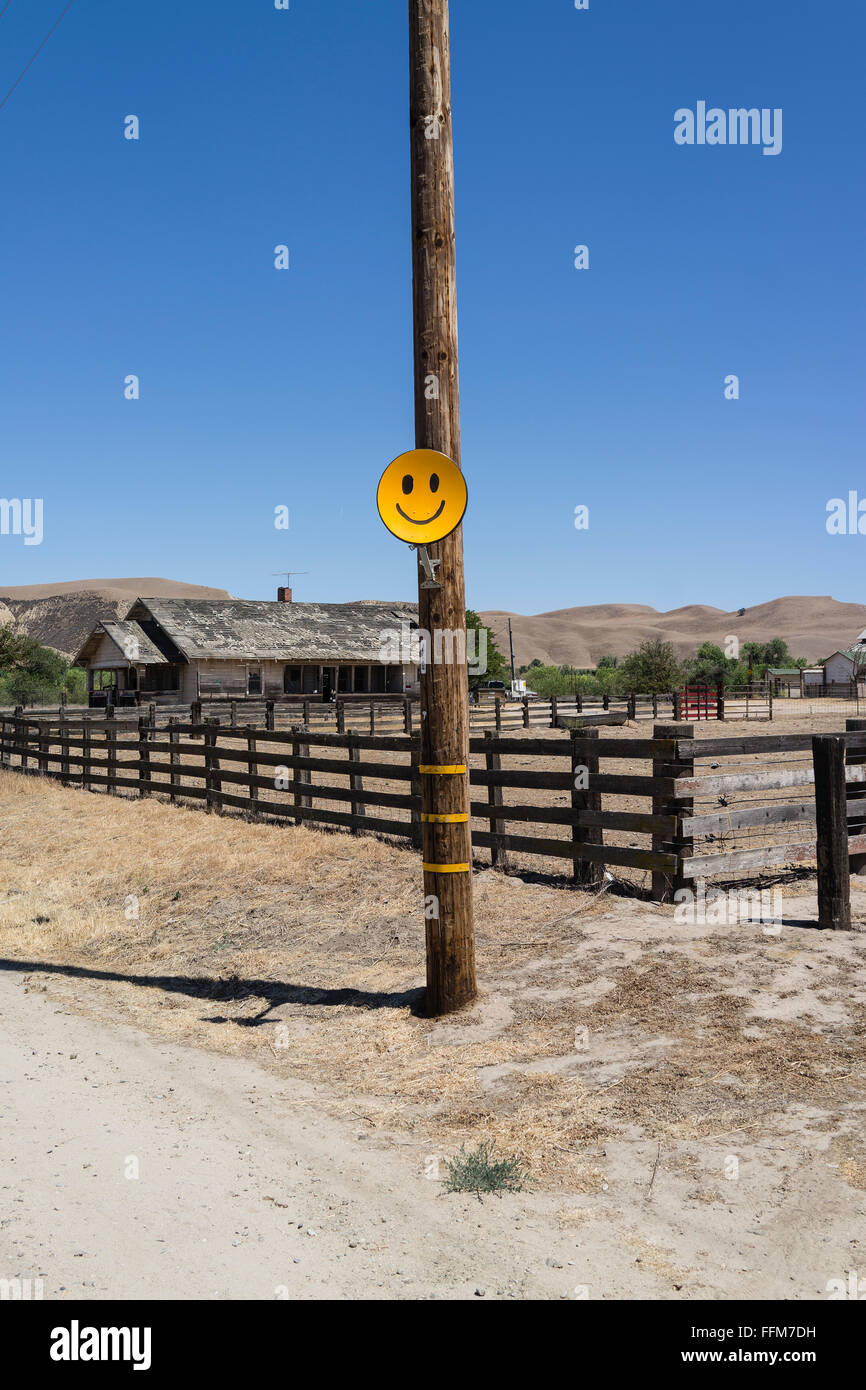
xmin=396 ymin=499 xmax=445 ymax=525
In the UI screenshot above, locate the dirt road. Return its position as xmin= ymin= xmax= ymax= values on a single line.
xmin=2 ymin=946 xmax=864 ymax=1303
xmin=0 ymin=968 xmax=628 ymax=1301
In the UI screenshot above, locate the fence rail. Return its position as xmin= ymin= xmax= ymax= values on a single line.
xmin=2 ymin=712 xmax=863 ymax=918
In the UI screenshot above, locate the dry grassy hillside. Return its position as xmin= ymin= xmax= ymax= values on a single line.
xmin=0 ymin=578 xmax=232 ymax=657
xmin=482 ymin=596 xmax=866 ymax=670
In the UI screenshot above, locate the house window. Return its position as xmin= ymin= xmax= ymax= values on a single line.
xmin=284 ymin=665 xmax=302 ymax=694
xmin=247 ymin=666 xmax=262 ymax=696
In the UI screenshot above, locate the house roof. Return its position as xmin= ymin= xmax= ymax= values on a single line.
xmin=126 ymin=598 xmax=419 ymax=663
xmin=822 ymin=648 xmax=865 ymax=664
xmin=74 ymin=620 xmax=169 ymax=667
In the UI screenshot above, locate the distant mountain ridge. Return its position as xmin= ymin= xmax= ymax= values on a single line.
xmin=2 ymin=583 xmax=862 ymax=668
xmin=480 ymin=596 xmax=866 ymax=670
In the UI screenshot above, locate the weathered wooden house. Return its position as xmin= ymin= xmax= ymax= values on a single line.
xmin=74 ymin=591 xmax=420 ymax=707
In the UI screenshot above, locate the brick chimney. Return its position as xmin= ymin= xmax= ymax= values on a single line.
xmin=277 ymin=587 xmax=292 ymax=603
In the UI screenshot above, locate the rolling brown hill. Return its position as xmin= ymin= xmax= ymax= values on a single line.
xmin=0 ymin=579 xmax=232 ymax=658
xmin=3 ymin=582 xmax=862 ymax=671
xmin=481 ymin=597 xmax=866 ymax=671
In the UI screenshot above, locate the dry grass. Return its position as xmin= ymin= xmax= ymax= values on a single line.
xmin=3 ymin=768 xmax=866 ymax=1194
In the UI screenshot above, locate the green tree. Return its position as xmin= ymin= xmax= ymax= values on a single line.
xmin=741 ymin=637 xmax=797 ymax=677
xmin=465 ymin=610 xmax=510 ymax=689
xmin=64 ymin=666 xmax=87 ymax=703
xmin=683 ymin=641 xmax=749 ymax=690
xmin=0 ymin=626 xmax=72 ymax=707
xmin=617 ymin=640 xmax=683 ymax=694
xmin=522 ymin=663 xmax=577 ymax=697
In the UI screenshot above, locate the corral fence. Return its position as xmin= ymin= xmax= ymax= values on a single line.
xmin=9 ymin=686 xmax=866 ymax=729
xmin=1 ymin=710 xmax=864 ymax=922
xmin=1 ymin=686 xmax=788 ymax=731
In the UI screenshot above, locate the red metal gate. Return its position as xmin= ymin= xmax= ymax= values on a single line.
xmin=681 ymin=684 xmax=719 ymax=720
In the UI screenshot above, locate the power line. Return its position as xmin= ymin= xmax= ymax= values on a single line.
xmin=0 ymin=0 xmax=77 ymax=114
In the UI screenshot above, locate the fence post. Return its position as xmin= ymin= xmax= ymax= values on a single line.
xmin=651 ymin=722 xmax=694 ymax=903
xmin=484 ymin=730 xmax=510 ymax=871
xmin=627 ymin=692 xmax=636 ymax=721
xmin=347 ymin=730 xmax=365 ymax=832
xmin=61 ymin=716 xmax=70 ymax=783
xmin=230 ymin=700 xmax=237 ymax=728
xmin=191 ymin=698 xmax=202 ymax=729
xmin=845 ymin=719 xmax=866 ymax=873
xmin=80 ymin=720 xmax=91 ymax=792
xmin=303 ymin=698 xmax=311 ymax=727
xmin=14 ymin=709 xmax=26 ymax=772
xmin=575 ymin=690 xmax=583 ymax=714
xmin=292 ymin=724 xmax=312 ymax=823
xmin=522 ymin=695 xmax=530 ymax=728
xmin=494 ymin=698 xmax=502 ymax=733
xmin=404 ymin=696 xmax=413 ymax=736
xmin=570 ymin=727 xmax=603 ymax=886
xmin=168 ymin=717 xmax=179 ymax=804
xmin=104 ymin=712 xmax=115 ymax=794
xmin=138 ymin=716 xmax=150 ymax=797
xmin=336 ymin=700 xmax=346 ymax=735
xmin=717 ymin=682 xmax=725 ymax=722
xmin=369 ymin=702 xmax=375 ymax=736
xmin=768 ymin=687 xmax=774 ymax=721
xmin=550 ymin=695 xmax=558 ymax=729
xmin=812 ymin=733 xmax=852 ymax=930
xmin=247 ymin=726 xmax=258 ymax=817
xmin=204 ymin=718 xmax=222 ymax=813
xmin=266 ymin=700 xmax=275 ymax=732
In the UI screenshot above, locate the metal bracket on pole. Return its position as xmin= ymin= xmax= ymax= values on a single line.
xmin=412 ymin=544 xmax=441 ymax=590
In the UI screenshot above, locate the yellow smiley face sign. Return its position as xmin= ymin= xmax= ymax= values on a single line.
xmin=376 ymin=448 xmax=467 ymax=545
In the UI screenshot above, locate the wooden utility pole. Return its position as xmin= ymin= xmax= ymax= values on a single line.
xmin=409 ymin=0 xmax=476 ymax=1015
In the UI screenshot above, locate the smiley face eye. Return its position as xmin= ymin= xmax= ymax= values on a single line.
xmin=402 ymin=475 xmax=414 ymax=495
xmin=430 ymin=473 xmax=440 ymax=493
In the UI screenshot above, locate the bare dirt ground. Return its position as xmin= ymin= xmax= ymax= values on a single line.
xmin=1 ymin=769 xmax=865 ymax=1300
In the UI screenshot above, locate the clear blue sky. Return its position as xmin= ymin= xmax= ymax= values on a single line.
xmin=1 ymin=0 xmax=863 ymax=615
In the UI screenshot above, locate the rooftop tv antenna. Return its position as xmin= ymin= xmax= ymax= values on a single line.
xmin=273 ymin=571 xmax=309 ymax=587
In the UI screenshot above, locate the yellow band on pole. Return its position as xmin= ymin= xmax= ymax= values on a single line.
xmin=423 ymin=862 xmax=471 ymax=874
xmin=421 ymin=812 xmax=468 ymax=824
xmin=418 ymin=764 xmax=466 ymax=774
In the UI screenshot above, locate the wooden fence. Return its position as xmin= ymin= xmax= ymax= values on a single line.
xmin=0 ymin=712 xmax=680 ymax=888
xmin=2 ymin=713 xmax=863 ymax=919
xmin=1 ymin=688 xmax=766 ymax=731
xmin=670 ymin=721 xmax=866 ymax=887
